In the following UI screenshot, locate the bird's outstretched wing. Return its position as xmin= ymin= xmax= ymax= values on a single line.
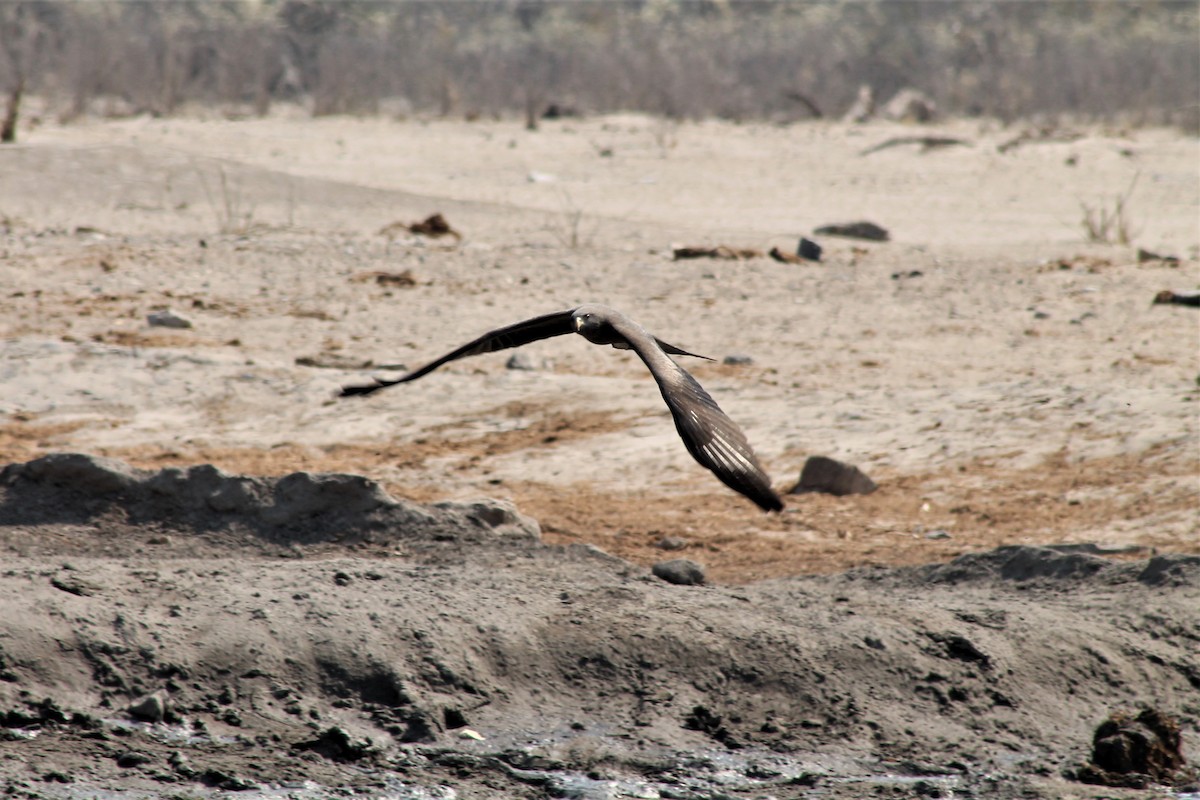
xmin=340 ymin=309 xmax=577 ymax=397
xmin=620 ymin=338 xmax=713 ymax=361
xmin=657 ymin=365 xmax=784 ymax=512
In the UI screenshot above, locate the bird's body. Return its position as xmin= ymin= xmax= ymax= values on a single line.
xmin=342 ymin=304 xmax=783 ymax=512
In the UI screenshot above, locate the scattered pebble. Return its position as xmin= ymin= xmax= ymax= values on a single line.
xmin=506 ymin=352 xmax=538 ymax=371
xmin=350 ymin=269 xmax=419 ymax=287
xmin=672 ymin=245 xmax=763 ymax=261
xmin=722 ymin=354 xmax=753 ymax=366
xmin=146 ymin=308 xmax=193 ymax=329
xmin=654 ymin=536 xmax=689 ymax=551
xmin=457 ymin=727 xmax=485 ymax=740
xmin=813 ymin=221 xmax=890 ymax=242
xmin=797 ymin=237 xmax=823 ymax=261
xmin=295 ymin=354 xmax=376 ymax=370
xmin=379 ymin=213 xmax=461 ymax=241
xmin=1137 ymin=248 xmax=1180 ymax=264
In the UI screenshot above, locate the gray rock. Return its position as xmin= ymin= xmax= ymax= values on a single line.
xmin=789 ymin=455 xmax=878 ymax=496
xmin=128 ymin=692 xmax=168 ymax=723
xmin=652 ymin=559 xmax=706 ymax=586
xmin=722 ymin=354 xmax=753 ymax=366
xmin=654 ymin=536 xmax=690 ymax=551
xmin=115 ymin=750 xmax=153 ymax=768
xmin=797 ymin=237 xmax=823 ymax=260
xmin=146 ymin=308 xmax=193 ymax=329
xmin=506 ymin=352 xmax=538 ymax=371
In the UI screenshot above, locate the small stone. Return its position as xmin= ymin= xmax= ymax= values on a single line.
xmin=1137 ymin=248 xmax=1180 ymax=264
xmin=457 ymin=727 xmax=485 ymax=740
xmin=925 ymin=529 xmax=952 ymax=540
xmin=652 ymin=559 xmax=706 ymax=586
xmin=722 ymin=354 xmax=753 ymax=366
xmin=116 ymin=751 xmax=153 ymax=768
xmin=147 ymin=308 xmax=193 ymax=329
xmin=789 ymin=455 xmax=878 ymax=496
xmin=128 ymin=691 xmax=167 ymax=723
xmin=813 ymin=220 xmax=890 ymax=242
xmin=294 ymin=726 xmax=372 ymax=762
xmin=654 ymin=536 xmax=689 ymax=551
xmin=797 ymin=237 xmax=823 ymax=261
xmin=506 ymin=352 xmax=537 ymax=371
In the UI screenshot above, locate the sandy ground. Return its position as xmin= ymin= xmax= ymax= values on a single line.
xmin=0 ymin=109 xmax=1198 ymax=797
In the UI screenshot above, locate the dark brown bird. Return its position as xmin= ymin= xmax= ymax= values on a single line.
xmin=341 ymin=304 xmax=784 ymax=512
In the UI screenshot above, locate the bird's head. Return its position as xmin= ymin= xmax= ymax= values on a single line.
xmin=572 ymin=304 xmax=627 ymax=347
xmin=573 ymin=309 xmax=597 ymax=331
xmin=573 ymin=307 xmax=603 ymax=335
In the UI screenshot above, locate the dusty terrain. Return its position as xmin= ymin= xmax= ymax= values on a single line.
xmin=0 ymin=109 xmax=1197 ymax=797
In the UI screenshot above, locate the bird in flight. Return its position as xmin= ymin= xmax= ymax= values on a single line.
xmin=341 ymin=304 xmax=784 ymax=512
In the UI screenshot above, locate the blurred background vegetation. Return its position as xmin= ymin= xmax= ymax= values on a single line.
xmin=1 ymin=0 xmax=1196 ymax=131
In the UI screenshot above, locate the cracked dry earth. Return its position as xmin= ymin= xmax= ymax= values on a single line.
xmin=0 ymin=111 xmax=1197 ymax=797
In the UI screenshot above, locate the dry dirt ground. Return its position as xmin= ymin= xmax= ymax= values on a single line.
xmin=0 ymin=109 xmax=1198 ymax=798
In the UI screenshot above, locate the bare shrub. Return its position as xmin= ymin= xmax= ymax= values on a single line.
xmin=197 ymin=165 xmax=257 ymax=235
xmin=0 ymin=3 xmax=58 ymax=141
xmin=1081 ymin=174 xmax=1140 ymax=245
xmin=547 ymin=190 xmax=590 ymax=250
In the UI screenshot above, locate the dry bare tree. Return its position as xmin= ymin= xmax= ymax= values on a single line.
xmin=0 ymin=3 xmax=53 ymax=143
